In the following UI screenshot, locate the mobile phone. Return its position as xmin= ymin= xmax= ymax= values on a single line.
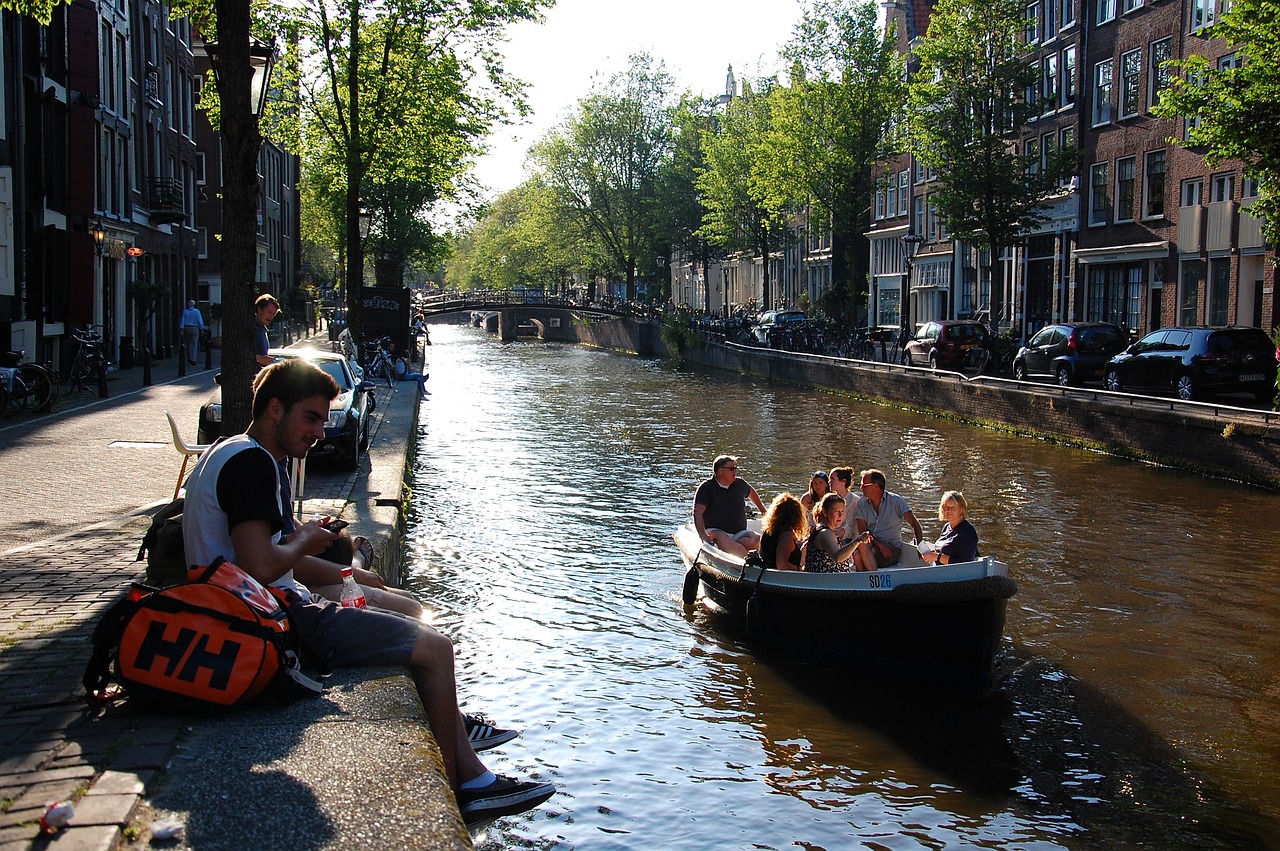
xmin=321 ymin=519 xmax=349 ymax=532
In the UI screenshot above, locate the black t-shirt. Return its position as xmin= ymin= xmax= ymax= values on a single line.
xmin=695 ymin=477 xmax=752 ymax=534
xmin=215 ymin=446 xmax=285 ymax=537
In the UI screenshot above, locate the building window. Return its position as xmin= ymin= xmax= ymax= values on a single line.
xmin=876 ymin=189 xmax=885 ymax=220
xmin=1182 ymin=177 xmax=1204 ymax=207
xmin=1045 ymin=0 xmax=1057 ymax=38
xmin=1190 ymin=0 xmax=1215 ymax=31
xmin=1149 ymin=38 xmax=1173 ymax=108
xmin=898 ymin=170 xmax=909 ymax=215
xmin=1211 ymin=172 xmax=1234 ymax=202
xmin=1115 ymin=157 xmax=1136 ymax=221
xmin=1090 ymin=162 xmax=1110 ymax=225
xmin=1043 ymin=53 xmax=1059 ymax=111
xmin=1062 ymin=0 xmax=1077 ymax=27
xmin=1062 ymin=46 xmax=1076 ymax=107
xmin=1027 ymin=1 xmax=1041 ymax=42
xmin=1243 ymin=176 xmax=1259 ymax=198
xmin=1209 ymin=258 xmax=1231 ymax=325
xmin=913 ymin=195 xmax=925 ymax=236
xmin=1098 ymin=0 xmax=1116 ymax=24
xmin=1120 ymin=49 xmax=1141 ymax=118
xmin=1218 ymin=52 xmax=1241 ymax=71
xmin=1087 ymin=264 xmax=1141 ymax=328
xmin=1180 ymin=260 xmax=1204 ymax=324
xmin=1042 ymin=131 xmax=1056 ymax=174
xmin=887 ymin=178 xmax=898 ymax=218
xmin=1144 ymin=149 xmax=1166 ymax=218
xmin=1027 ymin=138 xmax=1040 ymax=176
xmin=1093 ymin=59 xmax=1113 ymax=125
xmin=1123 ymin=0 xmax=1142 ymax=12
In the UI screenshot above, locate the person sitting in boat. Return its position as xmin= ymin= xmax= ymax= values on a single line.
xmin=799 ymin=470 xmax=830 ymax=512
xmin=919 ymin=490 xmax=978 ymax=565
xmin=804 ymin=493 xmax=858 ymax=573
xmin=693 ymin=455 xmax=767 ymax=557
xmin=827 ymin=466 xmax=861 ymax=542
xmin=850 ymin=468 xmax=924 ymax=571
xmin=758 ymin=492 xmax=806 ymax=571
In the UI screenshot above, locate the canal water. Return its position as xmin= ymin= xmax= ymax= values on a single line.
xmin=403 ymin=323 xmax=1280 ymax=850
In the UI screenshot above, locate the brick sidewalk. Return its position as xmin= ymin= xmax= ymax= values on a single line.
xmin=0 ymin=518 xmax=181 ymax=850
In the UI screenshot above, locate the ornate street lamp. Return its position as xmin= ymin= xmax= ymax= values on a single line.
xmin=900 ymin=231 xmax=925 ymax=333
xmin=92 ymin=219 xmax=106 ymax=256
xmin=205 ymin=36 xmax=277 ymax=119
xmin=358 ymin=207 xmax=372 ymax=240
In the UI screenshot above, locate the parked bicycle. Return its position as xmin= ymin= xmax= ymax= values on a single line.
xmin=68 ymin=326 xmax=106 ymax=394
xmin=362 ymin=336 xmax=396 ymax=388
xmin=0 ymin=351 xmax=59 ymax=415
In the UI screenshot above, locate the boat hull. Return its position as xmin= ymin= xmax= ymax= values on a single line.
xmin=674 ymin=522 xmax=1015 ymax=691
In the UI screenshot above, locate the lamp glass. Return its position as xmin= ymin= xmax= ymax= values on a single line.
xmin=358 ymin=208 xmax=371 ymax=239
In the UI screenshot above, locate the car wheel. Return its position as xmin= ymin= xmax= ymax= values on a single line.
xmin=928 ymin=352 xmax=939 ymax=370
xmin=1055 ymin=365 xmax=1073 ymax=387
xmin=1104 ymin=368 xmax=1123 ymax=393
xmin=1013 ymin=361 xmax=1028 ymax=381
xmin=358 ymin=422 xmax=370 ymax=451
xmin=1175 ymin=371 xmax=1197 ymax=401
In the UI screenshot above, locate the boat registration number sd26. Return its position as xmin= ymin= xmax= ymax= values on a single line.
xmin=867 ymin=573 xmax=892 ymax=589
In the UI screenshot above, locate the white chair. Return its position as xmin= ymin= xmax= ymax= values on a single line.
xmin=165 ymin=410 xmax=211 ymax=499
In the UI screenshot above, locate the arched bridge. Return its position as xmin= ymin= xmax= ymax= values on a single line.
xmin=417 ymin=291 xmax=643 ymax=342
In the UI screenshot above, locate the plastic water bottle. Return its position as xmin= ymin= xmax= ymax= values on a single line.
xmin=339 ymin=566 xmax=366 ymax=608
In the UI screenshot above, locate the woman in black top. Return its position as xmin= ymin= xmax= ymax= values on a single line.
xmin=758 ymin=493 xmax=806 ymax=571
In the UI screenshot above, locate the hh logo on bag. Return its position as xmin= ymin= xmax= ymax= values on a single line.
xmin=133 ymin=620 xmax=244 ymax=690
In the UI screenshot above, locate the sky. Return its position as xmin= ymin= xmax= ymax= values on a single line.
xmin=472 ymin=0 xmax=807 ymax=196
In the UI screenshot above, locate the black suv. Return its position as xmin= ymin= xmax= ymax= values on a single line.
xmin=1013 ymin=322 xmax=1126 ymax=386
xmin=1103 ymin=326 xmax=1274 ymax=402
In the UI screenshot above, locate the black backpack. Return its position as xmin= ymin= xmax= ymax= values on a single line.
xmin=137 ymin=497 xmax=188 ymax=588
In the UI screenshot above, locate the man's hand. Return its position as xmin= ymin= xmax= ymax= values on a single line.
xmin=295 ymin=519 xmax=338 ymax=556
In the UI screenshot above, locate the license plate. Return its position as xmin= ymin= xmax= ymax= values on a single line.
xmin=1240 ymin=374 xmax=1264 ymax=382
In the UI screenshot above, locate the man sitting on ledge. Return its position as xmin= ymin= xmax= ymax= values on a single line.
xmin=182 ymin=358 xmax=554 ymax=825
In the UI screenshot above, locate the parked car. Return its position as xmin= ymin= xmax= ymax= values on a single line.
xmin=198 ymin=348 xmax=372 ymax=470
xmin=753 ymin=309 xmax=808 ymax=346
xmin=1013 ymin=322 xmax=1126 ymax=386
xmin=901 ymin=320 xmax=991 ymax=370
xmin=1103 ymin=326 xmax=1274 ymax=402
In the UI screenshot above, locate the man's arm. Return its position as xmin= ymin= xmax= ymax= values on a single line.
xmin=230 ymin=518 xmax=334 ymax=586
xmin=748 ymin=486 xmax=766 ymax=515
xmin=693 ymin=502 xmax=709 ymax=542
xmin=905 ymin=510 xmax=924 ymax=544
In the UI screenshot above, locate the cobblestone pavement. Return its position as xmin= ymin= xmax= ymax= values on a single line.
xmin=0 ymin=330 xmax=397 ymax=849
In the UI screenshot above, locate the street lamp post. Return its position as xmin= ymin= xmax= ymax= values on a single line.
xmin=900 ymin=231 xmax=924 ymax=348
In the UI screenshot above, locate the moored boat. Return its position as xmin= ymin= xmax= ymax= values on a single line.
xmin=673 ymin=519 xmax=1017 ymax=691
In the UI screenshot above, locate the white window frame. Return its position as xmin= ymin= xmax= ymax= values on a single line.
xmin=1143 ymin=149 xmax=1166 ymax=219
xmin=1149 ymin=38 xmax=1172 ymax=110
xmin=1181 ymin=177 xmax=1204 ymax=208
xmin=1120 ymin=49 xmax=1141 ymax=118
xmin=1098 ymin=0 xmax=1116 ymax=24
xmin=1092 ymin=59 xmax=1113 ymax=126
xmin=1211 ymin=172 xmax=1234 ymax=203
xmin=1115 ymin=156 xmax=1136 ymax=222
xmin=1090 ymin=161 xmax=1110 ymax=226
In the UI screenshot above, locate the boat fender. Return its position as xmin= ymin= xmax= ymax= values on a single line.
xmin=682 ymin=566 xmax=700 ymax=606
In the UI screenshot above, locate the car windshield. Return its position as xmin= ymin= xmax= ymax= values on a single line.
xmin=778 ymin=312 xmax=806 ymax=325
xmin=1208 ymin=329 xmax=1271 ymax=354
xmin=276 ymin=355 xmax=351 ymax=391
xmin=1078 ymin=326 xmax=1123 ymax=351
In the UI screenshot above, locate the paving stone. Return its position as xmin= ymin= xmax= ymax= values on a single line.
xmin=63 ymin=793 xmax=135 ymax=826
xmin=106 ymin=744 xmax=171 ymax=772
xmin=6 ymin=778 xmax=84 ymax=812
xmin=83 ymin=770 xmax=150 ymax=797
xmin=6 ymin=766 xmax=94 ymax=787
xmin=40 ymin=824 xmax=118 ymax=851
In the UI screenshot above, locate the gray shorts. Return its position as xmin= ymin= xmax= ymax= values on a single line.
xmin=287 ymin=596 xmax=419 ymax=668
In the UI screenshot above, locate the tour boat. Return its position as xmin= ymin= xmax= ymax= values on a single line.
xmin=673 ymin=519 xmax=1017 ymax=691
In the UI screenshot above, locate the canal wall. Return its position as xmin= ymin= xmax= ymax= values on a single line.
xmin=566 ymin=317 xmax=1280 ymax=490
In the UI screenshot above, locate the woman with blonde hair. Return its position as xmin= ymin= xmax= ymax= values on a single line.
xmin=758 ymin=492 xmax=807 ymax=571
xmin=920 ymin=490 xmax=979 ymax=565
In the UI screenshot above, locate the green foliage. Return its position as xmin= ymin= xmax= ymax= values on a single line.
xmin=530 ymin=53 xmax=677 ymax=300
xmin=1152 ymin=0 xmax=1280 ymax=249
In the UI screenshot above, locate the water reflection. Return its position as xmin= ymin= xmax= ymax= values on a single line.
xmin=405 ymin=324 xmax=1280 ymax=850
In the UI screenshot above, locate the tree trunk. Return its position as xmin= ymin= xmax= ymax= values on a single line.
xmin=760 ymin=227 xmax=771 ymax=311
xmin=216 ymin=0 xmax=261 ymax=438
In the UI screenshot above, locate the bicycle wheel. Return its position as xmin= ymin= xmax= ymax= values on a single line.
xmin=17 ymin=364 xmax=55 ymax=412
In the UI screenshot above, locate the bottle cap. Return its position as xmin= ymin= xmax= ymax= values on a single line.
xmin=340 ymin=566 xmax=354 ymax=577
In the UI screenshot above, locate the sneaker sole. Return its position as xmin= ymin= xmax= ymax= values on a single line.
xmin=461 ymin=782 xmax=555 ymax=824
xmin=469 ymin=728 xmax=519 ymax=752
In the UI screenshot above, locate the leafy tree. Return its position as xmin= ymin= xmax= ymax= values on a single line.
xmin=531 ymin=53 xmax=676 ymax=301
xmin=907 ymin=0 xmax=1074 ymax=331
xmin=657 ymin=94 xmax=719 ymax=304
xmin=697 ymin=78 xmax=790 ymax=311
xmin=769 ymin=0 xmax=904 ymax=320
xmin=1151 ymin=0 xmax=1280 ymax=249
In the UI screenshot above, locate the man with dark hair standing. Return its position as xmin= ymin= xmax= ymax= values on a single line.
xmin=253 ymin=293 xmax=280 ymax=370
xmin=182 ymin=358 xmax=554 ymax=825
xmin=693 ymin=455 xmax=766 ymax=557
